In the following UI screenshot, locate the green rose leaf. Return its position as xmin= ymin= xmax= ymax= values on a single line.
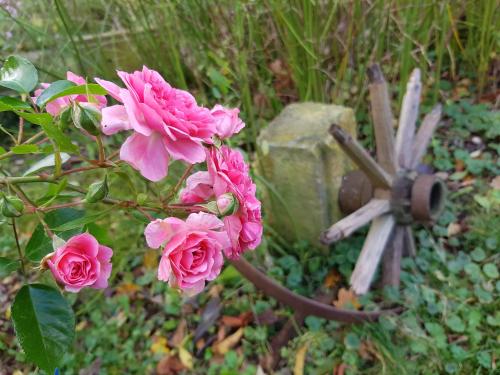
xmin=0 ymin=96 xmax=33 ymax=112
xmin=11 ymin=144 xmax=40 ymax=154
xmin=26 ymin=208 xmax=84 ymax=261
xmin=35 ymin=80 xmax=76 ymax=108
xmin=39 ymin=121 xmax=79 ymax=154
xmin=14 ymin=111 xmax=53 ymax=126
xmin=51 ymin=207 xmax=114 ymax=232
xmin=0 ymin=55 xmax=38 ymax=93
xmin=0 ymin=256 xmax=20 ymax=277
xmin=12 ymin=284 xmax=75 ymax=374
xmin=46 ymin=83 xmax=106 ymax=104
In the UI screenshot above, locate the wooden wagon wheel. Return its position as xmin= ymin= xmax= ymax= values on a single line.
xmin=227 ymin=63 xmax=444 ymax=330
xmin=320 ymin=64 xmax=445 ymax=295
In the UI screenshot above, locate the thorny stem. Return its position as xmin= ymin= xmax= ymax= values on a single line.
xmin=95 ymin=135 xmax=106 ymax=164
xmin=17 ymin=117 xmax=24 ymax=145
xmin=166 ymin=164 xmax=194 ymax=202
xmin=35 ymin=211 xmax=54 ymax=238
xmin=11 ymin=218 xmax=26 ymax=277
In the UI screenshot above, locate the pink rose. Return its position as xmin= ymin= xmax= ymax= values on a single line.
xmin=95 ymin=66 xmax=217 ymax=182
xmin=211 ymin=104 xmax=245 ymax=139
xmin=181 ymin=146 xmax=263 ymax=258
xmin=144 ymin=212 xmax=229 ymax=295
xmin=33 ymin=71 xmax=107 ymax=116
xmin=46 ymin=233 xmax=113 ymax=293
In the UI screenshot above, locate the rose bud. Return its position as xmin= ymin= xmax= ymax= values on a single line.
xmin=85 ymin=176 xmax=109 ymax=203
xmin=216 ymin=193 xmax=239 ymax=216
xmin=0 ymin=195 xmax=25 ymax=217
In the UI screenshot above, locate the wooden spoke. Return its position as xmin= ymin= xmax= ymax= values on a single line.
xmin=409 ymin=104 xmax=442 ymax=169
xmin=329 ymin=124 xmax=393 ymax=189
xmin=402 ymin=226 xmax=416 ymax=257
xmin=367 ymin=64 xmax=397 ymax=175
xmin=382 ymin=225 xmax=405 ymax=288
xmin=321 ymin=199 xmax=391 ymax=244
xmin=395 ymin=68 xmax=422 ymax=169
xmin=350 ymin=214 xmax=396 ymax=295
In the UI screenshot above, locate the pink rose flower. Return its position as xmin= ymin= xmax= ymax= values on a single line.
xmin=95 ymin=66 xmax=217 ymax=182
xmin=211 ymin=104 xmax=245 ymax=139
xmin=180 ymin=146 xmax=263 ymax=259
xmin=46 ymin=233 xmax=113 ymax=293
xmin=144 ymin=212 xmax=229 ymax=295
xmin=33 ymin=71 xmax=107 ymax=116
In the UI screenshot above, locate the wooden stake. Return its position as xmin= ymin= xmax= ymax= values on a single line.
xmin=329 ymin=124 xmax=393 ymax=189
xmin=409 ymin=104 xmax=442 ymax=169
xmin=350 ymin=214 xmax=395 ymax=295
xmin=367 ymin=64 xmax=397 ymax=175
xmin=402 ymin=226 xmax=416 ymax=257
xmin=321 ymin=199 xmax=391 ymax=244
xmin=395 ymin=68 xmax=421 ymax=170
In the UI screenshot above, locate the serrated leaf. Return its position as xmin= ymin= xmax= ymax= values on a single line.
xmin=39 ymin=122 xmax=78 ymax=153
xmin=51 ymin=207 xmax=114 ymax=232
xmin=23 ymin=153 xmax=71 ymax=176
xmin=25 ymin=209 xmax=84 ymax=261
xmin=0 ymin=55 xmax=38 ymax=93
xmin=14 ymin=111 xmax=53 ymax=126
xmin=0 ymin=256 xmax=20 ymax=276
xmin=11 ymin=144 xmax=39 ymax=154
xmin=11 ymin=284 xmax=75 ymax=374
xmin=35 ymin=80 xmax=76 ymax=107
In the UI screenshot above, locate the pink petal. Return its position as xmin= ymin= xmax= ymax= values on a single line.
xmin=95 ymin=77 xmax=122 ymax=102
xmin=65 ymin=233 xmax=99 ymax=257
xmin=186 ymin=212 xmax=224 ymax=231
xmin=163 ymin=128 xmax=206 ymax=164
xmin=101 ymin=105 xmax=131 ymax=135
xmin=120 ymin=132 xmax=169 ymax=182
xmin=157 ymin=254 xmax=172 ymax=282
xmin=67 ymin=71 xmax=86 ymax=85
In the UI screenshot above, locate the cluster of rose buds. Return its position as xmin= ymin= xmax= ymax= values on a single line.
xmin=35 ymin=67 xmax=262 ymax=295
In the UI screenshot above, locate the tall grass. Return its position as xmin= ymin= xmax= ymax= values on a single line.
xmin=2 ymin=0 xmax=498 ymax=141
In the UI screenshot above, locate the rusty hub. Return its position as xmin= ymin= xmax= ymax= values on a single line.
xmin=339 ymin=170 xmax=446 ymax=224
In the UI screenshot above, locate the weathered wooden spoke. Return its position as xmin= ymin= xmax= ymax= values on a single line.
xmin=322 ymin=63 xmax=446 ymax=295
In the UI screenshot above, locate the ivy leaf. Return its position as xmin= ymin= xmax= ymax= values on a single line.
xmin=0 ymin=256 xmax=20 ymax=277
xmin=0 ymin=55 xmax=38 ymax=93
xmin=446 ymin=315 xmax=466 ymax=333
xmin=483 ymin=263 xmax=499 ymax=279
xmin=35 ymin=80 xmax=76 ymax=108
xmin=11 ymin=284 xmax=75 ymax=374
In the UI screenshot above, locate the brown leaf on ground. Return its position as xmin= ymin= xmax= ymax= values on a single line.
xmin=447 ymin=222 xmax=462 ymax=237
xmin=143 ymin=250 xmax=159 ymax=269
xmin=213 ymin=327 xmax=244 ymax=355
xmin=333 ymin=363 xmax=347 ymax=375
xmin=323 ymin=269 xmax=342 ymax=289
xmin=221 ymin=311 xmax=253 ymax=328
xmin=116 ymin=282 xmax=140 ymax=295
xmin=333 ymin=288 xmax=361 ymax=310
xmin=170 ymin=319 xmax=187 ymax=347
xmin=156 ymin=355 xmax=185 ymax=375
xmin=358 ymin=340 xmax=377 ymax=360
xmin=490 ymin=176 xmax=500 ymax=190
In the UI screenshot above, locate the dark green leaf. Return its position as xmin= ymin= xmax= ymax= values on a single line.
xmin=26 ymin=208 xmax=84 ymax=261
xmin=40 ymin=122 xmax=78 ymax=153
xmin=11 ymin=284 xmax=75 ymax=374
xmin=51 ymin=207 xmax=114 ymax=232
xmin=45 ymin=83 xmax=106 ymax=104
xmin=0 ymin=256 xmax=20 ymax=276
xmin=11 ymin=144 xmax=39 ymax=154
xmin=14 ymin=111 xmax=53 ymax=126
xmin=0 ymin=96 xmax=33 ymax=111
xmin=0 ymin=55 xmax=38 ymax=93
xmin=35 ymin=80 xmax=75 ymax=107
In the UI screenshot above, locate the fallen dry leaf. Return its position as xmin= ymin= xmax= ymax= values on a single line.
xmin=156 ymin=355 xmax=185 ymax=375
xmin=116 ymin=282 xmax=140 ymax=295
xmin=143 ymin=249 xmax=159 ymax=269
xmin=170 ymin=319 xmax=187 ymax=347
xmin=490 ymin=176 xmax=500 ymax=190
xmin=323 ymin=269 xmax=342 ymax=289
xmin=151 ymin=336 xmax=169 ymax=355
xmin=333 ymin=363 xmax=347 ymax=375
xmin=178 ymin=347 xmax=193 ymax=369
xmin=213 ymin=327 xmax=244 ymax=355
xmin=221 ymin=311 xmax=253 ymax=328
xmin=447 ymin=222 xmax=462 ymax=237
xmin=333 ymin=288 xmax=361 ymax=310
xmin=293 ymin=344 xmax=308 ymax=375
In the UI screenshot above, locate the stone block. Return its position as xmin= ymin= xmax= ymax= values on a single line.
xmin=257 ymin=102 xmax=357 ymax=246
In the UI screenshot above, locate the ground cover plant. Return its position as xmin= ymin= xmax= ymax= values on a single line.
xmin=0 ymin=0 xmax=499 ymax=374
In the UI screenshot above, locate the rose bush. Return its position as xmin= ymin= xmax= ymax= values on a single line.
xmin=0 ymin=55 xmax=262 ymax=373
